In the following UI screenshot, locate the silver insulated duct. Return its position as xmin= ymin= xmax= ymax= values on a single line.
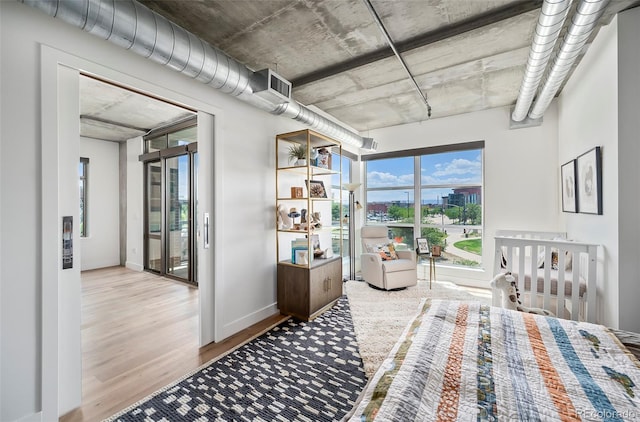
xmin=529 ymin=0 xmax=610 ymax=119
xmin=21 ymin=0 xmax=367 ymax=148
xmin=511 ymin=0 xmax=572 ymax=122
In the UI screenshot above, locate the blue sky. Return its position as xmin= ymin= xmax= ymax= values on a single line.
xmin=366 ymin=149 xmax=482 ymax=203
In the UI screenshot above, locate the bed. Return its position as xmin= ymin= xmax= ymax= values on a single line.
xmin=494 ymin=230 xmax=599 ymax=322
xmin=346 ymin=299 xmax=640 ymax=421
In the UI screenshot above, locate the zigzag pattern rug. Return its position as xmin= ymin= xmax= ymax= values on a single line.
xmin=105 ymin=296 xmax=367 ymax=421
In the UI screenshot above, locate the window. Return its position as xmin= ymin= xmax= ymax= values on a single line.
xmin=144 ymin=117 xmax=197 ymax=153
xmin=365 ymin=157 xmax=414 ymax=250
xmin=79 ymin=157 xmax=89 ymax=237
xmin=331 ymin=149 xmax=357 ymax=262
xmin=331 ymin=152 xmax=353 ymax=257
xmin=364 ymin=142 xmax=483 ymax=268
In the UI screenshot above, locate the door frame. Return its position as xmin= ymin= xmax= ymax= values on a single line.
xmin=40 ymin=46 xmax=221 ymax=419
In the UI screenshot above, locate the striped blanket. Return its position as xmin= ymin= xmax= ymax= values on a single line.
xmin=347 ymin=300 xmax=640 ymax=421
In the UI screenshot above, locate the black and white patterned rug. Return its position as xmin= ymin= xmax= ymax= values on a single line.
xmin=105 ymin=296 xmax=367 ymax=421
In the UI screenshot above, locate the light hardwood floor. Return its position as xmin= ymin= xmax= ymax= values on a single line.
xmin=61 ymin=266 xmax=287 ymax=422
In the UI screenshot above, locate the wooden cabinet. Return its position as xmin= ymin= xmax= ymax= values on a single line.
xmin=275 ymin=129 xmax=343 ymax=320
xmin=277 ymin=256 xmax=342 ymax=321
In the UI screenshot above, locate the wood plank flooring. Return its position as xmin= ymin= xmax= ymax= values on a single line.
xmin=61 ymin=266 xmax=287 ymax=422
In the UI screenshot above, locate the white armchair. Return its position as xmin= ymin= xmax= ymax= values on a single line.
xmin=360 ymin=226 xmax=417 ymax=290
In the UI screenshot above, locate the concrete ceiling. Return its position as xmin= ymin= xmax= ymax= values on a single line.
xmin=80 ymin=76 xmax=195 ymax=141
xmin=80 ymin=0 xmax=637 ymax=141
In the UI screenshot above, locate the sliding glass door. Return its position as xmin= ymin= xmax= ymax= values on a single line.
xmin=146 ymin=161 xmax=163 ymax=273
xmin=166 ymin=154 xmax=190 ymax=279
xmin=143 ymin=149 xmax=197 ymax=284
xmin=142 ymin=118 xmax=198 ymax=284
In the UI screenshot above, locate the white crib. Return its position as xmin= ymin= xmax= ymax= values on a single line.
xmin=493 ymin=230 xmax=598 ymax=323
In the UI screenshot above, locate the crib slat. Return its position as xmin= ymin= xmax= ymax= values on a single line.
xmin=572 ymin=257 xmax=580 ymax=321
xmin=529 ymin=246 xmax=538 ymax=308
xmin=547 ymin=245 xmax=562 ymax=312
xmin=493 ymin=246 xmax=503 ymax=307
xmin=556 ymin=248 xmax=566 ymax=318
xmin=543 ymin=246 xmax=551 ymax=311
xmin=587 ymin=245 xmax=597 ymax=323
xmin=517 ymin=247 xmax=526 ymax=306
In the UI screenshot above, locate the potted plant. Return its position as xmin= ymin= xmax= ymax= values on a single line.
xmin=288 ymin=143 xmax=306 ymax=166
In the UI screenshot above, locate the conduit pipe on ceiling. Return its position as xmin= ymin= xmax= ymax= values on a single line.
xmin=529 ymin=0 xmax=610 ymax=119
xmin=20 ymin=0 xmax=367 ymax=148
xmin=511 ymin=0 xmax=573 ymax=122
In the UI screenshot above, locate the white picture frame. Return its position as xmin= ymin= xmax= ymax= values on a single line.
xmin=295 ymin=249 xmax=309 ymax=265
xmin=416 ymin=237 xmax=430 ymax=255
xmin=561 ymin=159 xmax=577 ymax=213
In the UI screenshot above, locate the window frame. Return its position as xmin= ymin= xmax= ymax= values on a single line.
xmin=362 ymin=141 xmax=484 ymax=268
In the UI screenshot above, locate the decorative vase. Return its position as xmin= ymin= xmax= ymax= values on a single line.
xmin=295 ymin=159 xmax=306 ymax=166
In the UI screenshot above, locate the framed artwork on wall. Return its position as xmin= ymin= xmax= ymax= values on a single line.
xmin=576 ymin=146 xmax=603 ymax=215
xmin=561 ymin=159 xmax=577 ymax=213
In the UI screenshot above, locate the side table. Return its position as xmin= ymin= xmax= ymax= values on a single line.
xmin=416 ymin=250 xmax=435 ymax=289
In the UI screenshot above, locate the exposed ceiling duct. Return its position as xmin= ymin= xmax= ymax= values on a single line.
xmin=20 ymin=0 xmax=368 ymax=149
xmin=529 ymin=0 xmax=610 ymax=119
xmin=511 ymin=0 xmax=572 ymax=123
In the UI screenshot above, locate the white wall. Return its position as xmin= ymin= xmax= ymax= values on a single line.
xmin=616 ymin=8 xmax=640 ymax=333
xmin=1 ymin=3 xmax=43 ymax=419
xmin=126 ymin=137 xmax=144 ymax=272
xmin=0 ymin=2 xmax=4 ymax=418
xmin=368 ymin=104 xmax=561 ymax=287
xmin=79 ymin=137 xmax=120 ymax=271
xmin=558 ymin=17 xmax=619 ymax=328
xmin=0 ymin=2 xmax=302 ymax=420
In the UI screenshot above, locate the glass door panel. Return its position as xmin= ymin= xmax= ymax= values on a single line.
xmin=166 ymin=155 xmax=190 ymax=280
xmin=146 ymin=161 xmax=162 ymax=272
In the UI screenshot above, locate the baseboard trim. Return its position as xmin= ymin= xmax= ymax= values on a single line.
xmin=220 ymin=303 xmax=279 ymax=340
xmin=17 ymin=411 xmax=42 ymax=422
xmin=125 ymin=262 xmax=143 ymax=272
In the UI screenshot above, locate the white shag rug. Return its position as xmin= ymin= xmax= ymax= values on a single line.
xmin=345 ymin=280 xmax=492 ymax=378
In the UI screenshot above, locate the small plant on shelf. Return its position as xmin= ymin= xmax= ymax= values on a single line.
xmin=288 ymin=144 xmax=306 ymax=165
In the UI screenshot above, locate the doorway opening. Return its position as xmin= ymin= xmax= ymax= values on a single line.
xmin=43 ymin=50 xmax=218 ymax=420
xmin=141 ymin=118 xmax=199 ymax=285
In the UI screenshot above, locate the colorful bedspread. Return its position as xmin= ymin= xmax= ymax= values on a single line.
xmin=347 ymin=300 xmax=640 ymax=421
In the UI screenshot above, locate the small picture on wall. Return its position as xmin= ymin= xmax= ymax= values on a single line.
xmin=561 ymin=159 xmax=577 ymax=213
xmin=576 ymin=146 xmax=603 ymax=215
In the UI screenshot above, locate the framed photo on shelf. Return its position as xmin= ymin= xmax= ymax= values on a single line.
xmin=310 ymin=234 xmax=320 ymax=251
xmin=416 ymin=237 xmax=430 ymax=255
xmin=290 ymin=186 xmax=304 ymax=198
xmin=306 ymin=180 xmax=327 ymax=198
xmin=576 ymin=146 xmax=602 ymax=215
xmin=316 ymin=148 xmax=331 ymax=169
xmin=561 ymin=159 xmax=577 ymax=213
xmin=294 ymin=249 xmax=309 ymax=265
